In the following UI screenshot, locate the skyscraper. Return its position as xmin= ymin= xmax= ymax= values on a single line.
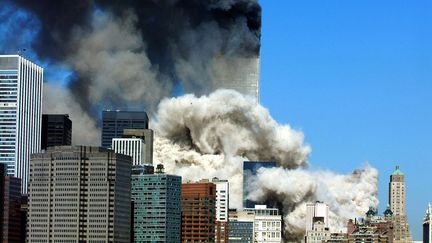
xmin=27 ymin=146 xmax=132 ymax=242
xmin=0 ymin=55 xmax=43 ymax=193
xmin=424 ymin=203 xmax=432 ymax=243
xmin=388 ymin=165 xmax=412 ymax=243
xmin=181 ymin=179 xmax=216 ymax=242
xmin=101 ymin=110 xmax=149 ymax=148
xmin=41 ymin=114 xmax=72 ymax=150
xmin=131 ymin=164 xmax=181 ymax=242
xmin=243 ymin=161 xmax=277 ymax=208
xmin=212 ymin=177 xmax=229 ymax=243
xmin=213 ymin=57 xmax=260 ymax=101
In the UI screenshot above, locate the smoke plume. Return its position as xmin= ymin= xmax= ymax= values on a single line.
xmin=0 ymin=1 xmax=380 ymax=241
xmin=153 ymin=90 xmax=378 ymax=241
xmin=4 ymin=0 xmax=261 ymax=117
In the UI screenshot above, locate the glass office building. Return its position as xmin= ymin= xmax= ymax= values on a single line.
xmin=0 ymin=55 xmax=43 ymax=193
xmin=132 ymin=165 xmax=181 ymax=242
xmin=101 ymin=110 xmax=149 ymax=148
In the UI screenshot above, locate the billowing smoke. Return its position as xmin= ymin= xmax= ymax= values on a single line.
xmin=153 ymin=90 xmax=378 ymax=241
xmin=3 ymin=0 xmax=261 ymax=118
xmin=1 ymin=1 xmax=379 ymax=241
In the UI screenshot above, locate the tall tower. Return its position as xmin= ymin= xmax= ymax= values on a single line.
xmin=389 ymin=165 xmax=406 ymax=215
xmin=424 ymin=203 xmax=432 ymax=243
xmin=388 ymin=165 xmax=412 ymax=243
xmin=0 ymin=55 xmax=43 ymax=193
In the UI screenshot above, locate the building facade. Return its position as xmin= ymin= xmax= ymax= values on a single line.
xmin=181 ymin=180 xmax=216 ymax=242
xmin=244 ymin=205 xmax=282 ymax=243
xmin=228 ymin=210 xmax=255 ymax=243
xmin=101 ymin=110 xmax=149 ymax=148
xmin=306 ymin=201 xmax=329 ymax=231
xmin=388 ymin=166 xmax=412 ymax=243
xmin=243 ymin=161 xmax=277 ymax=208
xmin=131 ymin=164 xmax=181 ymax=242
xmin=305 ymin=220 xmax=330 ymax=243
xmin=112 ymin=128 xmax=153 ymax=165
xmin=424 ymin=203 xmax=432 ymax=243
xmin=212 ymin=57 xmax=260 ymax=101
xmin=0 ymin=55 xmax=43 ymax=193
xmin=212 ymin=177 xmax=229 ymax=243
xmin=41 ymin=114 xmax=72 ymax=150
xmin=27 ymin=146 xmax=132 ymax=242
xmin=0 ymin=163 xmax=24 ymax=242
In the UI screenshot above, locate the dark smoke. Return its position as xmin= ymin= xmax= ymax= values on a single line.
xmin=9 ymin=0 xmax=261 ymax=113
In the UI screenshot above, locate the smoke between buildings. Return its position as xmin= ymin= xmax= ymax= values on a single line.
xmin=152 ymin=90 xmax=379 ymax=241
xmin=0 ymin=0 xmax=379 ymax=241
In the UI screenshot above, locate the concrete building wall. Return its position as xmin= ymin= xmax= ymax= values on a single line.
xmin=27 ymin=146 xmax=132 ymax=242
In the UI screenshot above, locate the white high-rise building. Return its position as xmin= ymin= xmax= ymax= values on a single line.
xmin=212 ymin=177 xmax=229 ymax=242
xmin=244 ymin=205 xmax=282 ymax=243
xmin=0 ymin=55 xmax=43 ymax=193
xmin=306 ymin=201 xmax=329 ymax=231
xmin=112 ymin=138 xmax=146 ymax=165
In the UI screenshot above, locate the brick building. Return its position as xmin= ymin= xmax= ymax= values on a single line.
xmin=181 ymin=180 xmax=216 ymax=242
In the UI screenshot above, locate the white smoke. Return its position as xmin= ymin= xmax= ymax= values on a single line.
xmin=248 ymin=166 xmax=379 ymax=240
xmin=152 ymin=89 xmax=378 ymax=241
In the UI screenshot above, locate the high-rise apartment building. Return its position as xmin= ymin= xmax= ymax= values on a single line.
xmin=243 ymin=161 xmax=277 ymax=208
xmin=112 ymin=128 xmax=153 ymax=165
xmin=0 ymin=55 xmax=43 ymax=193
xmin=213 ymin=177 xmax=229 ymax=243
xmin=41 ymin=114 xmax=72 ymax=150
xmin=244 ymin=205 xmax=282 ymax=243
xmin=388 ymin=166 xmax=412 ymax=243
xmin=424 ymin=203 xmax=432 ymax=243
xmin=306 ymin=201 xmax=329 ymax=231
xmin=101 ymin=110 xmax=149 ymax=148
xmin=181 ymin=179 xmax=216 ymax=242
xmin=27 ymin=146 xmax=132 ymax=242
xmin=0 ymin=163 xmax=24 ymax=242
xmin=131 ymin=164 xmax=181 ymax=242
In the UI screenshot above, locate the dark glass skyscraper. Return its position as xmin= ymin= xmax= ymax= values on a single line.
xmin=41 ymin=114 xmax=72 ymax=150
xmin=243 ymin=161 xmax=277 ymax=208
xmin=101 ymin=111 xmax=149 ymax=148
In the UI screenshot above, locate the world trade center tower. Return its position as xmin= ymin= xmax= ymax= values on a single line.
xmin=0 ymin=55 xmax=43 ymax=193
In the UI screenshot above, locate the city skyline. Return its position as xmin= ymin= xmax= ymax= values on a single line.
xmin=0 ymin=0 xmax=430 ymax=241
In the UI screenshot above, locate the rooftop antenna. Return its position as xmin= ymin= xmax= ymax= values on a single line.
xmin=17 ymin=48 xmax=27 ymax=56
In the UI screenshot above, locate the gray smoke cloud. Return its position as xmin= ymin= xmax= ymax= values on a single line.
xmin=6 ymin=0 xmax=261 ymax=117
xmin=152 ymin=90 xmax=379 ymax=241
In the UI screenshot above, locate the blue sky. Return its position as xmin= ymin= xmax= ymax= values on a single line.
xmin=259 ymin=0 xmax=432 ymax=240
